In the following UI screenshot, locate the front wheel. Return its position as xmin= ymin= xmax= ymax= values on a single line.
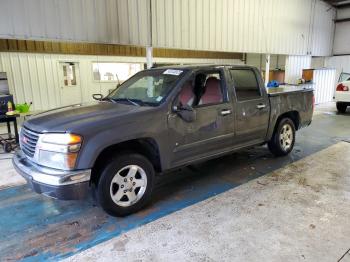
xmin=268 ymin=118 xmax=296 ymax=156
xmin=96 ymin=153 xmax=155 ymax=216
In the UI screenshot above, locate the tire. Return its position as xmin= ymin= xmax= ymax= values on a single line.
xmin=4 ymin=142 xmax=12 ymax=153
xmin=268 ymin=118 xmax=296 ymax=157
xmin=336 ymin=102 xmax=347 ymax=113
xmin=96 ymin=153 xmax=155 ymax=217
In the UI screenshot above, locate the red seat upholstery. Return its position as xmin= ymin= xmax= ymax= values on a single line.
xmin=179 ymin=82 xmax=194 ymax=106
xmin=199 ymin=77 xmax=222 ymax=105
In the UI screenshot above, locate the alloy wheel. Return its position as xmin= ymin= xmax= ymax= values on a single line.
xmin=109 ymin=165 xmax=147 ymax=207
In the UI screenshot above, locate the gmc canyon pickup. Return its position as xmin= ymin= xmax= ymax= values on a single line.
xmin=13 ymin=65 xmax=314 ymax=216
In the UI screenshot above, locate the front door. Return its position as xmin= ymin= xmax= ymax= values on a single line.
xmin=229 ymin=68 xmax=270 ymax=145
xmin=168 ymin=70 xmax=235 ymax=167
xmin=59 ymin=62 xmax=82 ymax=106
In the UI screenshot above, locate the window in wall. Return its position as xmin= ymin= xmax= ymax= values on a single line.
xmin=92 ymin=62 xmax=143 ymax=83
xmin=61 ymin=62 xmax=77 ymax=86
xmin=230 ymin=69 xmax=261 ymax=101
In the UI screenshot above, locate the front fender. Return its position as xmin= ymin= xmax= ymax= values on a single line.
xmin=74 ymin=115 xmax=168 ymax=170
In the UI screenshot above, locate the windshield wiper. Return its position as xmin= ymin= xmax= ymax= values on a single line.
xmin=112 ymin=98 xmax=142 ymax=106
xmin=101 ymin=97 xmax=116 ymax=103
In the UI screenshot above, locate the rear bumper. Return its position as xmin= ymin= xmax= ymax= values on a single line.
xmin=334 ymin=91 xmax=350 ymax=103
xmin=12 ymin=150 xmax=91 ymax=200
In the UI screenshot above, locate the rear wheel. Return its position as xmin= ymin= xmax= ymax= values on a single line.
xmin=268 ymin=118 xmax=296 ymax=156
xmin=336 ymin=102 xmax=347 ymax=113
xmin=96 ymin=153 xmax=155 ymax=216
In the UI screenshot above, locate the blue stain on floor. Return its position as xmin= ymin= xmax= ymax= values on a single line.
xmin=0 ymin=175 xmax=236 ymax=261
xmin=0 ymin=116 xmax=342 ymax=261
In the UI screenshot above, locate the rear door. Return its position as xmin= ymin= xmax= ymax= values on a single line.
xmin=229 ymin=68 xmax=270 ymax=145
xmin=168 ymin=69 xmax=235 ymax=167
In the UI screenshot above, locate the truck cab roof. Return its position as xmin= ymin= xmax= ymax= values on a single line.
xmin=150 ymin=64 xmax=258 ymax=71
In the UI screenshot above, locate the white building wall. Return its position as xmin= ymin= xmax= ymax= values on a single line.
xmin=0 ymin=0 xmax=335 ymax=56
xmin=311 ymin=57 xmax=325 ymax=68
xmin=151 ymin=0 xmax=335 ymax=56
xmin=333 ymin=22 xmax=350 ymax=55
xmin=325 ymin=55 xmax=350 ymax=80
xmin=310 ymin=0 xmax=336 ymax=56
xmin=336 ymin=6 xmax=350 ymax=19
xmin=0 ymin=52 xmax=243 ymax=110
xmin=285 ymin=55 xmax=312 ymax=84
xmin=333 ymin=7 xmax=350 ymax=55
xmin=0 ymin=0 xmax=151 ymax=46
xmin=246 ymin=54 xmax=286 ymax=71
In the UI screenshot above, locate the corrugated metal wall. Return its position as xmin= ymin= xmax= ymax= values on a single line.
xmin=325 ymin=55 xmax=350 ymax=79
xmin=0 ymin=52 xmax=243 ymax=110
xmin=0 ymin=0 xmax=335 ymax=56
xmin=246 ymin=54 xmax=286 ymax=71
xmin=310 ymin=0 xmax=336 ymax=56
xmin=313 ymin=69 xmax=336 ymax=104
xmin=0 ymin=0 xmax=150 ymax=46
xmin=333 ymin=22 xmax=350 ymax=55
xmin=285 ymin=55 xmax=311 ymax=84
xmin=151 ymin=0 xmax=335 ymax=56
xmin=333 ymin=7 xmax=350 ymax=55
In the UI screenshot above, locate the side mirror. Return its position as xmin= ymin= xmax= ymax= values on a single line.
xmin=173 ymin=104 xmax=196 ymax=122
xmin=92 ymin=94 xmax=103 ymax=101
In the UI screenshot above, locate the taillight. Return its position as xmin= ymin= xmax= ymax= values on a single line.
xmin=336 ymin=83 xmax=349 ymax=91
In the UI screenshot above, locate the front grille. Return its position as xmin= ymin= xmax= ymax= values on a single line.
xmin=20 ymin=127 xmax=40 ymax=158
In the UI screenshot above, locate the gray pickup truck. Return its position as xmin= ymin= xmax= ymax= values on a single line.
xmin=13 ymin=65 xmax=314 ymax=216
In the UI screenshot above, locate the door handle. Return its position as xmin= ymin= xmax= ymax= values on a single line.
xmin=256 ymin=104 xmax=266 ymax=109
xmin=221 ymin=109 xmax=232 ymax=116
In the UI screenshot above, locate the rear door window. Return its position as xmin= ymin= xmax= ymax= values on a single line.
xmin=230 ymin=69 xmax=261 ymax=101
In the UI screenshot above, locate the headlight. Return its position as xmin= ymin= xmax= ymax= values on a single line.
xmin=37 ymin=133 xmax=82 ymax=170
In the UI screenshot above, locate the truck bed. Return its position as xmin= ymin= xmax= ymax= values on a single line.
xmin=267 ymin=84 xmax=314 ymax=96
xmin=266 ymin=84 xmax=314 ymax=140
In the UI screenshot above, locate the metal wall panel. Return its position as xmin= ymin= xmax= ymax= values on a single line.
xmin=333 ymin=22 xmax=350 ymax=55
xmin=285 ymin=55 xmax=311 ymax=84
xmin=310 ymin=0 xmax=336 ymax=56
xmin=0 ymin=0 xmax=150 ymax=46
xmin=313 ymin=69 xmax=336 ymax=104
xmin=151 ymin=0 xmax=333 ymax=55
xmin=0 ymin=0 xmax=334 ymax=55
xmin=320 ymin=5 xmax=347 ymax=56
xmin=246 ymin=54 xmax=286 ymax=71
xmin=325 ymin=55 xmax=350 ymax=79
xmin=336 ymin=7 xmax=350 ymax=20
xmin=0 ymin=52 xmax=243 ymax=110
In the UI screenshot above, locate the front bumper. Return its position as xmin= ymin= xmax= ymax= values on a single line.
xmin=12 ymin=150 xmax=91 ymax=200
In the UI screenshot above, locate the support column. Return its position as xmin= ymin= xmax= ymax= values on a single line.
xmin=146 ymin=46 xmax=153 ymax=69
xmin=265 ymin=54 xmax=270 ymax=87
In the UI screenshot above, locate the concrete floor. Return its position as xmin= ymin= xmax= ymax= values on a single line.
xmin=67 ymin=142 xmax=350 ymax=262
xmin=1 ymin=102 xmax=350 ymax=261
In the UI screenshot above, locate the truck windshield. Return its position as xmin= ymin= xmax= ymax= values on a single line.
xmin=107 ymin=69 xmax=185 ymax=106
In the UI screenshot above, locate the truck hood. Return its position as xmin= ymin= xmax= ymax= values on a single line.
xmin=24 ymin=102 xmax=153 ymax=133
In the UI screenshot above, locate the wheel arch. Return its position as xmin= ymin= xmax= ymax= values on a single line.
xmin=274 ymin=111 xmax=300 ymax=133
xmin=91 ymin=138 xmax=162 ymax=186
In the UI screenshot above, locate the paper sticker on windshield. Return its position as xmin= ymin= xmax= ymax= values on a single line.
xmin=163 ymin=69 xmax=183 ymax=76
xmin=156 ymin=96 xmax=163 ymax=102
